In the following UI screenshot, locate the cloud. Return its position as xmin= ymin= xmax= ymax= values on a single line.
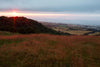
xmin=0 ymin=0 xmax=100 ymax=13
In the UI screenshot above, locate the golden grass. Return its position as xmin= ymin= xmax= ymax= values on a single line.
xmin=88 ymin=32 xmax=100 ymax=35
xmin=52 ymin=28 xmax=91 ymax=35
xmin=66 ymin=31 xmax=91 ymax=35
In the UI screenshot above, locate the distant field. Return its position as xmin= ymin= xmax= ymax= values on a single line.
xmin=41 ymin=22 xmax=100 ymax=35
xmin=88 ymin=32 xmax=100 ymax=35
xmin=66 ymin=30 xmax=91 ymax=35
xmin=0 ymin=32 xmax=100 ymax=67
xmin=53 ymin=28 xmax=91 ymax=35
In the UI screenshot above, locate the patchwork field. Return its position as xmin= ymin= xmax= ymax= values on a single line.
xmin=0 ymin=33 xmax=100 ymax=67
xmin=41 ymin=22 xmax=100 ymax=35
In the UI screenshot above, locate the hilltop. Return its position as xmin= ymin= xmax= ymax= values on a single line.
xmin=0 ymin=16 xmax=70 ymax=35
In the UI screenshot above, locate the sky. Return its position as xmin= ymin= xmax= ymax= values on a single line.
xmin=0 ymin=0 xmax=100 ymax=25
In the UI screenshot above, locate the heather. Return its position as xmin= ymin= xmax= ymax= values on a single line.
xmin=0 ymin=34 xmax=100 ymax=67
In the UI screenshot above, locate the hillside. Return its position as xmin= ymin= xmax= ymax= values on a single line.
xmin=41 ymin=22 xmax=100 ymax=35
xmin=0 ymin=16 xmax=70 ymax=35
xmin=0 ymin=33 xmax=100 ymax=67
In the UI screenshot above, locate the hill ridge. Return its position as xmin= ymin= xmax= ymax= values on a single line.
xmin=0 ymin=16 xmax=70 ymax=35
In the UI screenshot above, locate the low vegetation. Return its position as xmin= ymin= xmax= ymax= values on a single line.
xmin=0 ymin=33 xmax=100 ymax=67
xmin=0 ymin=31 xmax=19 ymax=36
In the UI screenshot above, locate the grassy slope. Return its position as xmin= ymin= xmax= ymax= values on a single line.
xmin=0 ymin=33 xmax=100 ymax=67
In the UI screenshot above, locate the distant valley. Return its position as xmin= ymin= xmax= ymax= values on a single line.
xmin=41 ymin=22 xmax=100 ymax=35
xmin=0 ymin=16 xmax=100 ymax=36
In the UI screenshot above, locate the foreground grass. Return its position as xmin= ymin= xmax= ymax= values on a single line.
xmin=0 ymin=34 xmax=100 ymax=67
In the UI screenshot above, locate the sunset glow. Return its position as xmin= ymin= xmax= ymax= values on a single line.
xmin=0 ymin=11 xmax=100 ymax=25
xmin=0 ymin=11 xmax=100 ymax=17
xmin=0 ymin=11 xmax=72 ymax=17
xmin=12 ymin=12 xmax=18 ymax=16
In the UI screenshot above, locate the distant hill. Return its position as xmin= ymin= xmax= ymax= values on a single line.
xmin=41 ymin=22 xmax=100 ymax=35
xmin=0 ymin=16 xmax=70 ymax=35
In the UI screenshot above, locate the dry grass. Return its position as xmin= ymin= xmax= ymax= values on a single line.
xmin=66 ymin=31 xmax=91 ymax=35
xmin=0 ymin=34 xmax=100 ymax=67
xmin=88 ymin=32 xmax=100 ymax=35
